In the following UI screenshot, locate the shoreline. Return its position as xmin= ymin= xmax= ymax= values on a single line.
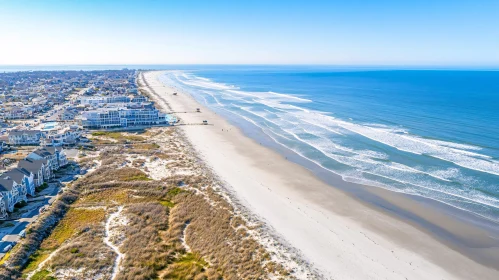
xmin=144 ymin=70 xmax=499 ymax=279
xmin=221 ymin=107 xmax=499 ymax=265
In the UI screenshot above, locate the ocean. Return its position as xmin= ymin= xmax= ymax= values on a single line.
xmin=158 ymin=66 xmax=499 ymax=223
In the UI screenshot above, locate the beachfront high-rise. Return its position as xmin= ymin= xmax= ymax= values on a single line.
xmin=80 ymin=102 xmax=170 ymax=129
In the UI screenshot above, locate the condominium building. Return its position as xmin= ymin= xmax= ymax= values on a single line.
xmin=80 ymin=102 xmax=170 ymax=129
xmin=80 ymin=95 xmax=131 ymax=105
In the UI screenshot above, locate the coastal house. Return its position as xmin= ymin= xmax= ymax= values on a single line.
xmin=1 ymin=109 xmax=24 ymax=120
xmin=0 ymin=193 xmax=7 ymax=220
xmin=8 ymin=130 xmax=43 ymax=145
xmin=0 ymin=177 xmax=27 ymax=213
xmin=42 ymin=125 xmax=81 ymax=147
xmin=57 ymin=109 xmax=77 ymax=121
xmin=27 ymin=146 xmax=68 ymax=171
xmin=18 ymin=158 xmax=51 ymax=187
xmin=0 ymin=168 xmax=35 ymax=197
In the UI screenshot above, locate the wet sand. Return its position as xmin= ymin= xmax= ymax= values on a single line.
xmin=144 ymin=70 xmax=499 ymax=279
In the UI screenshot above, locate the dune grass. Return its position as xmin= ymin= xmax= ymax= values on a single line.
xmin=91 ymin=131 xmax=145 ymax=142
xmin=22 ymin=208 xmax=108 ymax=277
xmin=12 ymin=127 xmax=291 ymax=279
xmin=40 ymin=208 xmax=106 ymax=250
xmin=162 ymin=253 xmax=214 ymax=280
xmin=22 ymin=208 xmax=106 ymax=276
xmin=123 ymin=174 xmax=151 ymax=181
xmin=31 ymin=269 xmax=55 ymax=280
xmin=159 ymin=200 xmax=175 ymax=208
xmin=22 ymin=250 xmax=52 ymax=274
xmin=0 ymin=251 xmax=11 ymax=265
xmin=132 ymin=142 xmax=160 ymax=150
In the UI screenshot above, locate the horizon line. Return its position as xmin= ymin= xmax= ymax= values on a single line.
xmin=1 ymin=63 xmax=498 ymax=69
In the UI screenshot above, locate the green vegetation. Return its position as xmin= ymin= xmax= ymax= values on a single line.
xmin=133 ymin=142 xmax=160 ymax=150
xmin=76 ymin=188 xmax=130 ymax=205
xmin=41 ymin=208 xmax=106 ymax=249
xmin=31 ymin=269 xmax=56 ymax=280
xmin=15 ymin=200 xmax=28 ymax=208
xmin=22 ymin=208 xmax=106 ymax=276
xmin=23 ymin=250 xmax=52 ymax=274
xmin=159 ymin=200 xmax=175 ymax=208
xmin=0 ymin=222 xmax=15 ymax=228
xmin=5 ymin=127 xmax=292 ymax=279
xmin=166 ymin=187 xmax=184 ymax=198
xmin=0 ymin=251 xmax=11 ymax=265
xmin=82 ymin=167 xmax=152 ymax=184
xmin=91 ymin=131 xmax=145 ymax=142
xmin=163 ymin=253 xmax=212 ymax=279
xmin=36 ymin=182 xmax=49 ymax=192
xmin=123 ymin=174 xmax=152 ymax=181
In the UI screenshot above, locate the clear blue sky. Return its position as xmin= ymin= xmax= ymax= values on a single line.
xmin=1 ymin=0 xmax=498 ymax=66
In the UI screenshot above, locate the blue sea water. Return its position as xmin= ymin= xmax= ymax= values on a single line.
xmin=159 ymin=67 xmax=499 ymax=222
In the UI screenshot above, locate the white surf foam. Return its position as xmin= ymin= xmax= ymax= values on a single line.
xmin=161 ymin=71 xmax=499 ymax=221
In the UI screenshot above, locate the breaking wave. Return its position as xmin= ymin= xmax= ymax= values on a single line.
xmin=160 ymin=71 xmax=499 ymax=222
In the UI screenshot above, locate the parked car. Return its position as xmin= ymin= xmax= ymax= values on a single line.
xmin=18 ymin=229 xmax=26 ymax=238
xmin=39 ymin=205 xmax=48 ymax=214
xmin=3 ymin=245 xmax=12 ymax=253
xmin=2 ymin=242 xmax=15 ymax=253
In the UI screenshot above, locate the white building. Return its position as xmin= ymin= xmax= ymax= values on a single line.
xmin=18 ymin=158 xmax=52 ymax=187
xmin=8 ymin=130 xmax=43 ymax=145
xmin=80 ymin=103 xmax=169 ymax=129
xmin=0 ymin=176 xmax=27 ymax=214
xmin=0 ymin=193 xmax=7 ymax=219
xmin=0 ymin=168 xmax=35 ymax=197
xmin=27 ymin=146 xmax=68 ymax=171
xmin=42 ymin=125 xmax=82 ymax=147
xmin=80 ymin=95 xmax=130 ymax=105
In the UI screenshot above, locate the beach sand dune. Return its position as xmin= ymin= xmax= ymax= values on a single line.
xmin=144 ymin=71 xmax=499 ymax=280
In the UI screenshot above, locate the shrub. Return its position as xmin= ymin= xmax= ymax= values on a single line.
xmin=36 ymin=182 xmax=49 ymax=192
xmin=15 ymin=200 xmax=28 ymax=208
xmin=31 ymin=269 xmax=55 ymax=280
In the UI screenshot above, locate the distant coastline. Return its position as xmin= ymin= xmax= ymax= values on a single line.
xmin=1 ymin=64 xmax=499 ymax=73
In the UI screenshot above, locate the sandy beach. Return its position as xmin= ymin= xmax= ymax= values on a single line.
xmin=143 ymin=70 xmax=499 ymax=279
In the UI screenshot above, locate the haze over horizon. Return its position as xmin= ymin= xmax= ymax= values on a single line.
xmin=1 ymin=0 xmax=498 ymax=66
